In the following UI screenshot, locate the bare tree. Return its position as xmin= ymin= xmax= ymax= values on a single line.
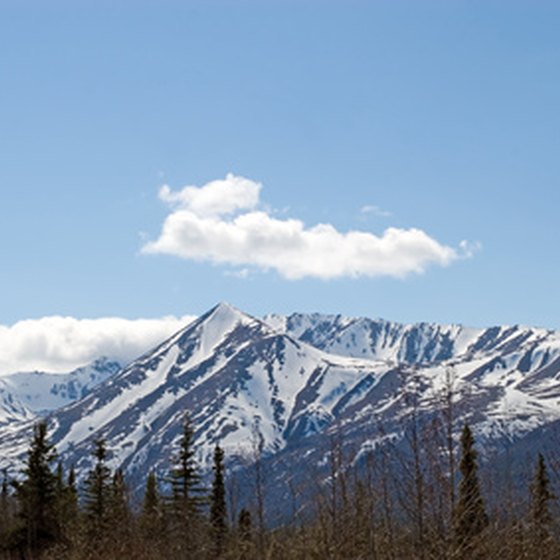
xmin=250 ymin=418 xmax=266 ymax=555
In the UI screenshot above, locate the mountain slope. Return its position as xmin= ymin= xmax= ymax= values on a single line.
xmin=0 ymin=357 xmax=122 ymax=414
xmin=0 ymin=303 xmax=384 ymax=490
xmin=266 ymin=312 xmax=558 ymax=366
xmin=0 ymin=357 xmax=122 ymax=429
xmin=1 ymin=304 xmax=560 ymax=510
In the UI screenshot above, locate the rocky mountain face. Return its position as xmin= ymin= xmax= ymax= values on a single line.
xmin=1 ymin=303 xmax=560 ymax=514
xmin=1 ymin=304 xmax=387 ymax=483
xmin=0 ymin=358 xmax=122 ymax=425
xmin=267 ymin=311 xmax=560 ymax=443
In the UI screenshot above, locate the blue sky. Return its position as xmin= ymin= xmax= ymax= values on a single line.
xmin=2 ymin=0 xmax=560 ymax=340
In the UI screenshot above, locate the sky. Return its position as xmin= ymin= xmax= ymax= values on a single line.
xmin=1 ymin=1 xmax=560 ymax=373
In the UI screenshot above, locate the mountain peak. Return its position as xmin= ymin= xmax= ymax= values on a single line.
xmin=2 ymin=306 xmax=560 ymax=514
xmin=209 ymin=301 xmax=244 ymax=317
xmin=199 ymin=301 xmax=259 ymax=331
xmin=150 ymin=301 xmax=273 ymax=373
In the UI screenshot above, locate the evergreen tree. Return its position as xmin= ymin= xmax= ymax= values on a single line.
xmin=83 ymin=438 xmax=112 ymax=538
xmin=14 ymin=421 xmax=59 ymax=554
xmin=0 ymin=469 xmax=7 ymax=502
xmin=107 ymin=468 xmax=132 ymax=552
xmin=454 ymin=424 xmax=487 ymax=551
xmin=140 ymin=470 xmax=166 ymax=554
xmin=55 ymin=462 xmax=64 ymax=498
xmin=53 ymin=461 xmax=66 ymax=542
xmin=109 ymin=468 xmax=130 ymax=524
xmin=167 ymin=414 xmax=206 ymax=556
xmin=0 ymin=469 xmax=13 ymax=550
xmin=59 ymin=465 xmax=79 ymax=546
xmin=143 ymin=470 xmax=160 ymax=518
xmin=530 ymin=453 xmax=555 ymax=540
xmin=66 ymin=465 xmax=78 ymax=517
xmin=210 ymin=444 xmax=227 ymax=555
xmin=238 ymin=508 xmax=252 ymax=542
xmin=169 ymin=414 xmax=205 ymax=518
xmin=48 ymin=461 xmax=80 ymax=549
xmin=236 ymin=508 xmax=253 ymax=558
xmin=141 ymin=470 xmax=163 ymax=536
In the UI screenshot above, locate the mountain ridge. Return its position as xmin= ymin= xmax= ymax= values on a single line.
xmin=1 ymin=302 xmax=560 ymax=508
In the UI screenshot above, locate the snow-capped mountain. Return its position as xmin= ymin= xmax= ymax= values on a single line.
xmin=265 ymin=312 xmax=541 ymax=365
xmin=267 ymin=312 xmax=560 ymax=447
xmin=0 ymin=386 xmax=34 ymax=427
xmin=2 ymin=304 xmax=386 ymax=484
xmin=0 ymin=357 xmax=122 ymax=423
xmin=1 ymin=303 xmax=560 ymax=507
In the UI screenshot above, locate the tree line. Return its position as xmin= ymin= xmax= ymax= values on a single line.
xmin=0 ymin=416 xmax=557 ymax=559
xmin=0 ymin=417 xmax=236 ymax=559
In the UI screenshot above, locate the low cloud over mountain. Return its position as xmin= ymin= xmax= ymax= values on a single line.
xmin=0 ymin=314 xmax=195 ymax=375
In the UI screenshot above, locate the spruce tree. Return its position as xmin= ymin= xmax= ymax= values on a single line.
xmin=530 ymin=453 xmax=555 ymax=540
xmin=140 ymin=470 xmax=166 ymax=554
xmin=143 ymin=470 xmax=160 ymax=518
xmin=141 ymin=470 xmax=163 ymax=536
xmin=109 ymin=468 xmax=130 ymax=523
xmin=14 ymin=421 xmax=59 ymax=554
xmin=0 ymin=469 xmax=8 ymax=509
xmin=66 ymin=466 xmax=78 ymax=518
xmin=57 ymin=465 xmax=79 ymax=546
xmin=55 ymin=462 xmax=64 ymax=497
xmin=0 ymin=469 xmax=13 ymax=550
xmin=53 ymin=461 xmax=66 ymax=542
xmin=169 ymin=414 xmax=205 ymax=518
xmin=166 ymin=414 xmax=206 ymax=556
xmin=83 ymin=438 xmax=112 ymax=539
xmin=237 ymin=508 xmax=253 ymax=558
xmin=454 ymin=424 xmax=487 ymax=551
xmin=238 ymin=508 xmax=252 ymax=543
xmin=107 ymin=468 xmax=131 ymax=551
xmin=210 ymin=444 xmax=227 ymax=555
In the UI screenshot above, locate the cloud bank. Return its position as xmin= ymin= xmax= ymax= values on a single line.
xmin=0 ymin=315 xmax=195 ymax=376
xmin=143 ymin=174 xmax=466 ymax=280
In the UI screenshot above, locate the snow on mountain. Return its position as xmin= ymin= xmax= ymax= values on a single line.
xmin=265 ymin=312 xmax=491 ymax=364
xmin=0 ymin=357 xmax=122 ymax=461
xmin=0 ymin=304 xmax=385 ymax=485
xmin=1 ymin=303 xmax=560 ymax=505
xmin=0 ymin=385 xmax=34 ymax=426
xmin=36 ymin=304 xmax=386 ymax=482
xmin=0 ymin=357 xmax=122 ymax=415
xmin=318 ymin=321 xmax=560 ymax=462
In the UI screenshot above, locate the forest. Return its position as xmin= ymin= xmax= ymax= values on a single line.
xmin=0 ymin=415 xmax=558 ymax=560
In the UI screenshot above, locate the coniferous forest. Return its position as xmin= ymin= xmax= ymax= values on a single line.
xmin=0 ymin=415 xmax=559 ymax=560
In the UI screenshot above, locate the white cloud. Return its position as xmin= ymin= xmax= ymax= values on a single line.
xmin=158 ymin=173 xmax=261 ymax=217
xmin=360 ymin=204 xmax=393 ymax=218
xmin=0 ymin=315 xmax=195 ymax=376
xmin=143 ymin=174 xmax=468 ymax=280
xmin=459 ymin=240 xmax=482 ymax=259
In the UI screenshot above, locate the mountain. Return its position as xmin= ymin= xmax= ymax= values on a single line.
xmin=0 ymin=385 xmax=34 ymax=427
xmin=1 ymin=303 xmax=560 ymax=516
xmin=0 ymin=304 xmax=386 ymax=485
xmin=0 ymin=357 xmax=122 ymax=431
xmin=0 ymin=357 xmax=122 ymax=416
xmin=268 ymin=312 xmax=560 ymax=444
xmin=264 ymin=312 xmax=472 ymax=363
xmin=265 ymin=312 xmax=543 ymax=365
